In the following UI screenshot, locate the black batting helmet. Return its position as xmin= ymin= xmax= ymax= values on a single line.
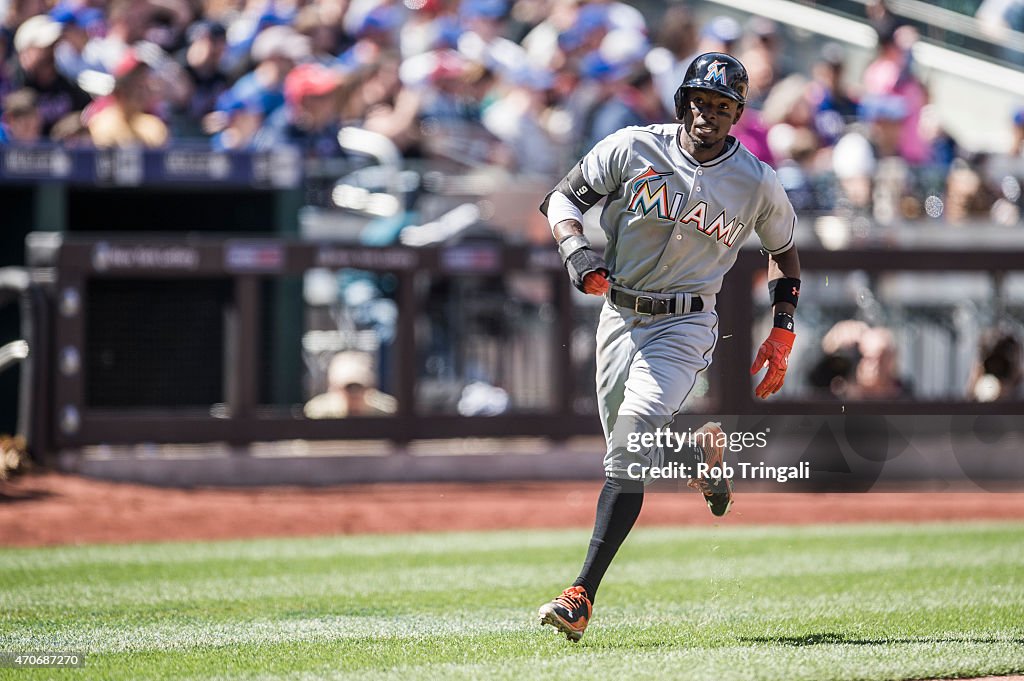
xmin=674 ymin=52 xmax=749 ymax=119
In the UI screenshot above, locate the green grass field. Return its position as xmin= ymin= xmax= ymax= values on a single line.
xmin=2 ymin=522 xmax=1023 ymax=681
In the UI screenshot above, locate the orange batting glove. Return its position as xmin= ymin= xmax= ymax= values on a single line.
xmin=582 ymin=271 xmax=610 ymax=295
xmin=750 ymin=327 xmax=795 ymax=399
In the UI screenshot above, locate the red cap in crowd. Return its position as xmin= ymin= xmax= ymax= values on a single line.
xmin=284 ymin=63 xmax=343 ymax=106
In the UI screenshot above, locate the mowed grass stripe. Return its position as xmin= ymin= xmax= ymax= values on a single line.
xmin=18 ymin=634 xmax=1024 ymax=681
xmin=3 ymin=521 xmax=1021 ymax=567
xmin=2 ymin=529 xmax=1020 ymax=614
xmin=3 ymin=522 xmax=1020 ymax=592
xmin=1 ymin=522 xmax=1022 ymax=681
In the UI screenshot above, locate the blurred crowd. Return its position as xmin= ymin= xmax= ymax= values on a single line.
xmin=807 ymin=319 xmax=1023 ymax=402
xmin=0 ymin=0 xmax=1022 ymax=221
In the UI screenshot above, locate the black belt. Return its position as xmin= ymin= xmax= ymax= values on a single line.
xmin=609 ymin=289 xmax=704 ymax=315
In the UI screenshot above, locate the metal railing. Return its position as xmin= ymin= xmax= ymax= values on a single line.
xmin=19 ymin=233 xmax=1024 ymax=460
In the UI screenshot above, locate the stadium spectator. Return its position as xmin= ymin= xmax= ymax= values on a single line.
xmin=481 ymin=66 xmax=561 ymax=175
xmin=691 ymin=15 xmax=742 ymax=60
xmin=643 ymin=5 xmax=696 ymax=115
xmin=81 ymin=0 xmax=157 ymax=74
xmin=583 ymin=63 xmax=661 ymax=151
xmin=850 ymin=327 xmax=911 ymax=399
xmin=0 ymin=0 xmax=1009 ymax=231
xmin=590 ymin=0 xmax=646 ymax=34
xmin=1 ymin=0 xmax=48 ymax=46
xmin=0 ymin=87 xmax=42 ymax=144
xmin=357 ymin=52 xmax=422 ymax=152
xmin=51 ymin=5 xmax=105 ymax=82
xmin=176 ymin=20 xmax=231 ymax=133
xmin=738 ymin=44 xmax=774 ymax=112
xmin=49 ymin=110 xmax=92 ymax=146
xmin=253 ymin=62 xmax=346 ymax=156
xmin=209 ymin=94 xmax=263 ymax=150
xmin=774 ymin=126 xmax=822 ymax=212
xmin=400 ymin=49 xmax=509 ymax=166
xmin=831 ymin=95 xmax=910 ymax=211
xmin=739 ymin=17 xmax=791 ymax=107
xmin=304 ymin=350 xmax=397 ymax=418
xmin=944 ymin=159 xmax=998 ymax=224
xmin=294 ymin=4 xmax=342 ymax=65
xmin=865 ymin=0 xmax=906 ymax=36
xmin=522 ymin=0 xmax=602 ymax=70
xmin=819 ymin=321 xmax=912 ymax=399
xmin=216 ymin=24 xmax=310 ymax=123
xmin=809 ymin=42 xmax=859 ymax=147
xmin=862 ymin=22 xmax=929 ymax=164
xmin=968 ymin=329 xmax=1023 ymax=401
xmin=982 ymin=108 xmax=1024 ymax=226
xmin=761 ymin=74 xmax=817 ymax=167
xmin=86 ymin=52 xmax=169 ymax=148
xmin=456 ymin=0 xmax=527 ymax=79
xmin=341 ymin=0 xmax=403 ymax=68
xmin=12 ymin=14 xmax=91 ymax=133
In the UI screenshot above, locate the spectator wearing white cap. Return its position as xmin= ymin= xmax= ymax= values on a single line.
xmin=304 ymin=351 xmax=397 ymax=418
xmin=12 ymin=13 xmax=91 ymax=133
xmin=1 ymin=0 xmax=48 ymax=49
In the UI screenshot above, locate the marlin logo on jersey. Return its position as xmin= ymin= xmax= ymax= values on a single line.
xmin=628 ymin=166 xmax=674 ymax=219
xmin=705 ymin=60 xmax=727 ymax=85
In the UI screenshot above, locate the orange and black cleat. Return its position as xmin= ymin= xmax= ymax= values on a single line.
xmin=688 ymin=421 xmax=733 ymax=517
xmin=538 ymin=585 xmax=592 ymax=642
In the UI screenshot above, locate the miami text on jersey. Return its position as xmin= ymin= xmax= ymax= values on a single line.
xmin=627 ymin=166 xmax=744 ymax=248
xmin=677 ymin=201 xmax=743 ymax=247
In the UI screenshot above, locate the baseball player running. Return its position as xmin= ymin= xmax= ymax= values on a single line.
xmin=536 ymin=52 xmax=801 ymax=642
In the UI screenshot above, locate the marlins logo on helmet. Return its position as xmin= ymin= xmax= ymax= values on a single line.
xmin=674 ymin=51 xmax=750 ymax=118
xmin=704 ymin=60 xmax=727 ymax=85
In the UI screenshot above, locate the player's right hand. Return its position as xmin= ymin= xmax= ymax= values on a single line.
xmin=582 ymin=271 xmax=610 ymax=296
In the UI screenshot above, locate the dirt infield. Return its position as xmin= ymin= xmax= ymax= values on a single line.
xmin=3 ymin=472 xmax=1024 ymax=547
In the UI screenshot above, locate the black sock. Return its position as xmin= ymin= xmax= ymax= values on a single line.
xmin=572 ymin=477 xmax=644 ymax=604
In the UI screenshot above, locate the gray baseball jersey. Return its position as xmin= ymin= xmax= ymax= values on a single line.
xmin=561 ymin=125 xmax=797 ymax=481
xmin=580 ymin=124 xmax=795 ymax=294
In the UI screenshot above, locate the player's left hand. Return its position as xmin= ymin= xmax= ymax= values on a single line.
xmin=750 ymin=328 xmax=796 ymax=399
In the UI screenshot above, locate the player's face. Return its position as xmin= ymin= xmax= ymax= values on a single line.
xmin=683 ymin=89 xmax=743 ymax=152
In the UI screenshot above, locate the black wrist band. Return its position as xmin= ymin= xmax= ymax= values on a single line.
xmin=774 ymin=311 xmax=795 ymax=332
xmin=768 ymin=277 xmax=801 ymax=308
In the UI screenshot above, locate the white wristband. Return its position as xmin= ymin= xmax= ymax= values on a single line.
xmin=546 ymin=191 xmax=585 ymax=230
